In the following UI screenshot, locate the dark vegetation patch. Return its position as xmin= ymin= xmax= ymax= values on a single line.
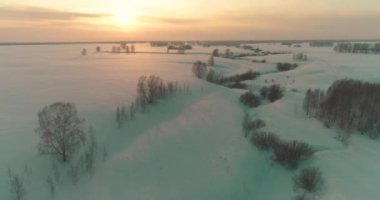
xmin=240 ymin=92 xmax=262 ymax=108
xmin=303 ymin=79 xmax=380 ymax=139
xmin=293 ymin=167 xmax=323 ymax=193
xmin=277 ymin=63 xmax=298 ymax=71
xmin=260 ymin=84 xmax=284 ymax=102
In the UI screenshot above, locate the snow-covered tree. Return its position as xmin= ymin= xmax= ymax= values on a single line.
xmin=208 ymin=55 xmax=215 ymax=66
xmin=36 ymin=102 xmax=86 ymax=162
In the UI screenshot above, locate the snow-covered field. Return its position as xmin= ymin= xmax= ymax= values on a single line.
xmin=1 ymin=42 xmax=380 ymax=200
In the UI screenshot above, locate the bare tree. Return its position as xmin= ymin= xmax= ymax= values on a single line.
xmin=46 ymin=176 xmax=55 ymax=195
xmin=192 ymin=61 xmax=207 ymax=78
xmin=131 ymin=44 xmax=135 ymax=53
xmin=8 ymin=169 xmax=26 ymax=200
xmin=208 ymin=55 xmax=215 ymax=66
xmin=36 ymin=102 xmax=86 ymax=162
xmin=116 ymin=107 xmax=122 ymax=128
xmin=68 ymin=164 xmax=79 ymax=184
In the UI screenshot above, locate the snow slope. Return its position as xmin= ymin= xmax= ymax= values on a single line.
xmin=1 ymin=42 xmax=380 ymax=200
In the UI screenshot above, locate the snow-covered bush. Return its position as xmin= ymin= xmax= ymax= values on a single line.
xmin=8 ymin=169 xmax=26 ymax=200
xmin=267 ymin=84 xmax=284 ymax=102
xmin=192 ymin=61 xmax=207 ymax=78
xmin=293 ymin=167 xmax=323 ymax=193
xmin=46 ymin=176 xmax=55 ymax=195
xmin=260 ymin=86 xmax=269 ymax=98
xmin=208 ymin=55 xmax=215 ymax=66
xmin=68 ymin=164 xmax=79 ymax=184
xmin=273 ymin=140 xmax=313 ymax=169
xmin=293 ymin=53 xmax=307 ymax=61
xmin=293 ymin=194 xmax=314 ymax=200
xmin=251 ymin=132 xmax=280 ymax=150
xmin=240 ymin=91 xmax=261 ymax=108
xmin=242 ymin=113 xmax=266 ymax=137
xmin=277 ymin=63 xmax=298 ymax=71
xmin=261 ymin=84 xmax=284 ymax=102
xmin=226 ymin=82 xmax=247 ymax=89
xmin=206 ymin=69 xmax=222 ymax=83
xmin=219 ymin=70 xmax=259 ymax=84
xmin=212 ymin=49 xmax=219 ymax=57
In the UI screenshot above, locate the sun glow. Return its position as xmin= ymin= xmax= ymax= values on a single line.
xmin=110 ymin=6 xmax=137 ymax=28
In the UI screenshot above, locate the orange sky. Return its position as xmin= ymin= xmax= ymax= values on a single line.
xmin=1 ymin=0 xmax=380 ymax=41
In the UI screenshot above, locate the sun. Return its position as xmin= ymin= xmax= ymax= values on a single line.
xmin=111 ymin=7 xmax=136 ymax=28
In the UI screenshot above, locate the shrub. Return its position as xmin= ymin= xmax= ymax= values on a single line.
xmin=293 ymin=53 xmax=307 ymax=61
xmin=240 ymin=92 xmax=261 ymax=107
xmin=242 ymin=114 xmax=266 ymax=137
xmin=192 ymin=61 xmax=207 ymax=78
xmin=219 ymin=70 xmax=260 ymax=84
xmin=250 ymin=119 xmax=266 ymax=130
xmin=226 ymin=82 xmax=247 ymax=89
xmin=206 ymin=69 xmax=222 ymax=83
xmin=267 ymin=84 xmax=284 ymax=102
xmin=293 ymin=167 xmax=323 ymax=193
xmin=208 ymin=55 xmax=215 ymax=66
xmin=273 ymin=140 xmax=313 ymax=169
xmin=293 ymin=194 xmax=313 ymax=200
xmin=8 ymin=169 xmax=26 ymax=200
xmin=252 ymin=59 xmax=266 ymax=63
xmin=277 ymin=63 xmax=298 ymax=71
xmin=251 ymin=132 xmax=280 ymax=150
xmin=260 ymin=86 xmax=269 ymax=98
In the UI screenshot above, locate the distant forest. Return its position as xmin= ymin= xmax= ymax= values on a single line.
xmin=334 ymin=43 xmax=380 ymax=54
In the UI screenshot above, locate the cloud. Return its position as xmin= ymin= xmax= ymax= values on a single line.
xmin=137 ymin=16 xmax=203 ymax=25
xmin=0 ymin=5 xmax=109 ymax=21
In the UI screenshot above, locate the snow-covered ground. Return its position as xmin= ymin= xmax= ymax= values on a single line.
xmin=1 ymin=42 xmax=380 ymax=200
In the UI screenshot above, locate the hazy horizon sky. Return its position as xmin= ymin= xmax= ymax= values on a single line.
xmin=1 ymin=0 xmax=380 ymax=42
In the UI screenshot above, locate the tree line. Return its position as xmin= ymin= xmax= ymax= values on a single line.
xmin=303 ymin=79 xmax=380 ymax=139
xmin=116 ymin=75 xmax=191 ymax=127
xmin=334 ymin=43 xmax=380 ymax=54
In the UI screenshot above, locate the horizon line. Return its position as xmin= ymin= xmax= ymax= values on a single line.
xmin=1 ymin=38 xmax=380 ymax=46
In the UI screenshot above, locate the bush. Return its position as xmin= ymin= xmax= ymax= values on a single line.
xmin=250 ymin=119 xmax=266 ymax=130
xmin=8 ymin=169 xmax=26 ymax=200
xmin=252 ymin=59 xmax=266 ymax=63
xmin=219 ymin=70 xmax=260 ymax=84
xmin=251 ymin=132 xmax=280 ymax=150
xmin=192 ymin=61 xmax=207 ymax=78
xmin=267 ymin=84 xmax=284 ymax=102
xmin=260 ymin=86 xmax=269 ymax=98
xmin=206 ymin=69 xmax=222 ymax=83
xmin=293 ymin=167 xmax=323 ymax=193
xmin=277 ymin=63 xmax=298 ymax=71
xmin=226 ymin=82 xmax=247 ymax=89
xmin=273 ymin=140 xmax=313 ymax=169
xmin=242 ymin=114 xmax=266 ymax=137
xmin=293 ymin=194 xmax=313 ymax=200
xmin=240 ymin=92 xmax=261 ymax=107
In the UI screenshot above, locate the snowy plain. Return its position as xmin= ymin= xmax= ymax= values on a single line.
xmin=1 ymin=42 xmax=380 ymax=200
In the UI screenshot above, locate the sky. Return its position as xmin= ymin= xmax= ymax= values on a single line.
xmin=0 ymin=0 xmax=380 ymax=41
